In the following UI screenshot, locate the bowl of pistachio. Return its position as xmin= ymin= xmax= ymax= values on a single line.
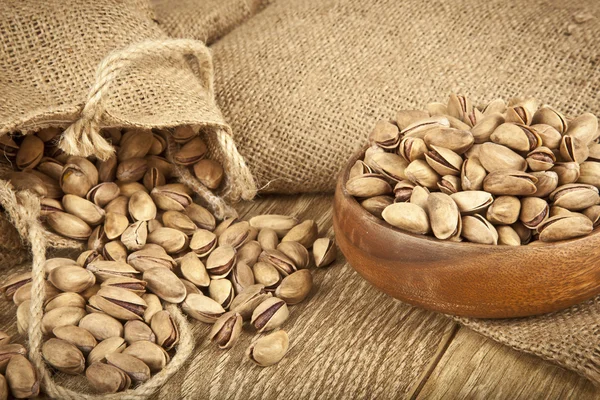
xmin=333 ymin=94 xmax=600 ymax=318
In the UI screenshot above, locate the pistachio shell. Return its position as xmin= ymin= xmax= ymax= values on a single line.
xmin=471 ymin=113 xmax=505 ymax=143
xmin=42 ymin=306 xmax=87 ymax=335
xmin=118 ymin=129 xmax=153 ymax=161
xmin=48 ymin=265 xmax=96 ymax=293
xmin=550 ymin=184 xmax=600 ymax=211
xmin=486 ymin=196 xmax=521 ymax=225
xmin=42 ymin=338 xmax=85 ymax=374
xmin=182 ymin=293 xmax=226 ymax=323
xmin=6 ymin=355 xmax=39 ymax=398
xmin=497 ymin=226 xmax=522 ymax=246
xmin=382 ymin=202 xmax=430 ymax=235
xmin=450 ymin=191 xmax=494 ymax=214
xmin=162 ymin=211 xmax=197 ymax=235
xmin=86 ymin=362 xmax=131 ymax=393
xmin=150 ymin=310 xmax=179 ymax=350
xmin=206 ymin=245 xmax=237 ymax=279
xmin=425 ymin=146 xmax=463 ymax=176
xmin=193 ymin=159 xmax=224 ymax=189
xmin=531 ymin=124 xmax=562 ymax=149
xmin=129 ymin=191 xmax=157 ymax=221
xmin=478 ymin=142 xmax=527 ymax=173
xmin=532 ymin=106 xmax=568 ymax=134
xmin=490 ymin=123 xmax=541 ymax=152
xmin=79 ymin=312 xmax=124 ymax=341
xmin=577 ymin=162 xmax=600 ymax=187
xmin=143 ymin=267 xmax=187 ymax=304
xmin=401 ymin=116 xmax=450 ymax=139
xmin=208 ymin=278 xmax=235 ymax=309
xmin=274 ymin=269 xmax=313 ymax=305
xmin=189 ymin=229 xmax=217 ymax=257
xmin=209 ymin=311 xmax=243 ymax=349
xmin=399 ymin=137 xmax=428 ymax=162
xmin=519 ymin=197 xmax=549 ymax=229
xmin=106 ymin=352 xmax=151 ymax=383
xmin=251 ymin=297 xmax=289 ymax=332
xmin=483 ymin=170 xmax=537 ymax=196
xmin=52 ymin=325 xmax=97 ymax=354
xmin=565 ymin=112 xmax=598 ymax=144
xmin=526 ymin=146 xmax=556 ymax=172
xmin=246 ymin=330 xmax=289 ymax=367
xmin=122 ymin=340 xmax=169 ymax=372
xmin=560 ymin=136 xmax=589 ymax=164
xmin=396 ymin=110 xmax=430 ymax=130
xmin=47 ymin=211 xmax=92 ymax=240
xmin=405 ymin=159 xmax=440 ymax=189
xmin=460 ymin=157 xmax=487 ymax=191
xmin=369 ymin=152 xmax=409 ymax=181
xmin=461 ymin=215 xmax=499 ymax=245
xmin=179 ymin=252 xmax=210 ymax=288
xmin=428 ymin=193 xmax=461 ymax=240
xmin=424 ymin=128 xmax=474 ymax=154
xmin=253 ymin=262 xmax=281 ymax=291
xmin=369 ymin=120 xmax=400 ymax=148
xmin=248 ymin=215 xmax=298 ymax=237
xmin=147 ymin=227 xmax=189 ymax=254
xmin=124 ymin=320 xmax=156 ymax=345
xmin=538 ymin=214 xmax=593 ymax=242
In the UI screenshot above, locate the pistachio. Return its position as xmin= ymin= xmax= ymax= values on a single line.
xmin=345 ymin=173 xmax=393 ymax=197
xmin=424 ymin=128 xmax=474 ymax=154
xmin=103 ymin=212 xmax=128 ymax=240
xmin=97 ymin=153 xmax=118 ymax=182
xmin=179 ymin=252 xmax=210 ymax=288
xmin=52 ymin=325 xmax=97 ymax=354
xmin=117 ymin=181 xmax=148 ymax=197
xmin=551 ymin=162 xmax=580 ymax=186
xmin=0 ymin=344 xmax=27 ymax=371
xmin=566 ymin=113 xmax=598 ymax=145
xmin=128 ymin=244 xmax=176 ymax=272
xmin=277 ymin=241 xmax=310 ymax=269
xmin=174 ymin=137 xmax=208 ymax=165
xmin=151 ymin=184 xmax=193 ymax=211
xmin=123 ymin=320 xmax=156 ymax=345
xmin=369 ymin=120 xmax=400 ymax=149
xmin=526 ymin=146 xmax=555 ymax=172
xmin=209 ymin=279 xmax=235 ymax=309
xmin=209 ymin=311 xmax=243 ymax=349
xmin=47 ymin=211 xmax=92 ymax=240
xmin=128 ymin=191 xmax=157 ymax=222
xmin=185 ymin=203 xmax=216 ymax=231
xmin=405 ymin=159 xmax=440 ymax=189
xmin=123 ymin=340 xmax=170 ymax=373
xmin=150 ymin=310 xmax=179 ymax=350
xmin=60 ymin=156 xmax=98 ymax=197
xmin=103 ymin=240 xmax=128 ymax=262
xmin=361 ymin=195 xmax=394 ymax=217
xmin=88 ymin=224 xmax=109 ymax=251
xmin=519 ymin=197 xmax=549 ymax=229
xmin=48 ymin=264 xmax=96 ymax=293
xmin=381 ymin=202 xmax=430 ymax=235
xmin=427 ymin=193 xmax=461 ymax=240
xmin=425 ymin=145 xmax=463 ymax=176
xmin=538 ymin=214 xmax=594 ymax=242
xmin=147 ymin=227 xmax=189 ymax=254
xmin=86 ymin=182 xmax=120 ymax=208
xmin=45 ymin=257 xmax=78 ymax=274
xmin=118 ymin=129 xmax=153 ymax=161
xmin=116 ymin=157 xmax=148 ymax=182
xmin=0 ymin=374 xmax=6 ymax=400
xmin=143 ymin=267 xmax=187 ymax=304
xmin=461 ymin=215 xmax=499 ymax=245
xmin=86 ymin=362 xmax=131 ymax=393
xmin=313 ymin=237 xmax=337 ymax=267
xmin=41 ymin=306 xmax=87 ymax=335
xmin=438 ymin=175 xmax=461 ymax=195
xmin=86 ymin=336 xmax=126 ymax=366
xmin=409 ymin=186 xmax=429 ymax=210
xmin=497 ymin=225 xmax=522 ymax=246
xmin=193 ymin=159 xmax=224 ymax=189
xmin=399 ymin=137 xmax=428 ymax=162
xmin=171 ymin=125 xmax=197 ymax=143
xmin=471 ymin=113 xmax=505 ymax=143
xmin=274 ymin=269 xmax=313 ymax=305
xmin=37 ymin=157 xmax=64 ymax=180
xmin=247 ymin=330 xmax=289 ymax=367
xmin=401 ymin=116 xmax=450 ymax=139
xmin=79 ymin=313 xmax=124 ymax=341
xmin=426 ymin=102 xmax=448 ymax=116
xmin=121 ymin=221 xmax=148 ymax=252
xmin=40 ymin=197 xmax=64 ymax=216
xmin=396 ymin=110 xmax=430 ymax=129
xmin=259 ymin=249 xmax=297 ymax=276
xmin=505 ymin=105 xmax=532 ymax=125
xmin=578 ymin=161 xmax=600 ymax=187
xmin=206 ymin=245 xmax=237 ymax=279
xmin=257 ymin=228 xmax=279 ymax=250
xmin=478 ymin=142 xmax=527 ymax=173
xmin=145 ymin=155 xmax=174 ymax=179
xmin=42 ymin=338 xmax=85 ymax=374
xmin=237 ymin=241 xmax=262 ymax=267
xmin=550 ymin=184 xmax=600 ymax=211
xmin=483 ymin=170 xmax=537 ymax=196
xmin=253 ymin=262 xmax=282 ymax=291
xmin=530 ymin=124 xmax=562 ymax=150
xmin=448 ymin=94 xmax=481 ymax=126
xmin=149 ymin=133 xmax=167 ymax=155
xmin=392 ymin=180 xmax=415 ymax=202
xmin=583 ymin=205 xmax=600 ymax=227
xmin=142 ymin=294 xmax=162 ymax=324
xmin=219 ymin=221 xmax=252 ymax=249
xmin=560 ymin=136 xmax=589 ymax=164
xmin=532 ymin=106 xmax=568 ymax=134
xmin=162 ymin=211 xmax=196 ymax=235
xmin=6 ymin=355 xmax=39 ymax=398
xmin=13 ymin=280 xmax=59 ymax=307
xmin=248 ymin=215 xmax=299 ymax=237
xmin=105 ymin=195 xmax=130 ymax=216
xmin=230 ymin=284 xmax=272 ymax=320
xmin=147 ymin=218 xmax=163 ymax=233
xmin=6 ymin=171 xmax=47 ymax=196
xmin=31 ymin=170 xmax=63 ymax=198
xmin=16 ymin=134 xmax=44 ymax=170
xmin=0 ymin=134 xmax=18 ymax=157
xmin=486 ymin=196 xmax=520 ymax=225
xmin=182 ymin=293 xmax=226 ymax=323
xmin=1 ymin=272 xmax=31 ymax=300
xmin=95 ymin=286 xmax=148 ymax=320
xmin=231 ymin=261 xmax=256 ymax=294
xmin=106 ymin=352 xmax=151 ymax=383
xmin=512 ymin=221 xmax=532 ymax=244
xmin=490 ymin=123 xmax=541 ymax=152
xmin=349 ymin=160 xmax=372 ymax=180
xmin=251 ymin=297 xmax=289 ymax=332
xmin=142 ymin=167 xmax=166 ymax=191
xmin=86 ymin=260 xmax=140 ymax=282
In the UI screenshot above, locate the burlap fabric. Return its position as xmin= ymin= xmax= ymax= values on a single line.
xmin=151 ymin=0 xmax=271 ymax=46
xmin=0 ymin=0 xmax=256 ymax=218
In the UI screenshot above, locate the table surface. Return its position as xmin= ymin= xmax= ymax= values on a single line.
xmin=1 ymin=194 xmax=599 ymax=399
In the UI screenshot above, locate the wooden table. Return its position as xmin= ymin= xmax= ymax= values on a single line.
xmin=1 ymin=194 xmax=599 ymax=399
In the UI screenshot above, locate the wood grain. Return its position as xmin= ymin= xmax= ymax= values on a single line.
xmin=335 ymin=147 xmax=600 ymax=318
xmin=416 ymin=328 xmax=600 ymax=400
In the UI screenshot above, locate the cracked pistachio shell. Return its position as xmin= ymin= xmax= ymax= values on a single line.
xmin=396 ymin=110 xmax=430 ymax=130
xmin=42 ymin=306 xmax=87 ymax=335
xmin=248 ymin=215 xmax=298 ymax=237
xmin=60 ymin=156 xmax=98 ymax=197
xmin=550 ymin=162 xmax=580 ymax=187
xmin=193 ymin=159 xmax=224 ymax=189
xmin=425 ymin=145 xmax=463 ymax=176
xmin=48 ymin=265 xmax=96 ymax=293
xmin=88 ymin=224 xmax=109 ymax=252
xmin=128 ymin=244 xmax=176 ymax=272
xmin=206 ymin=245 xmax=237 ymax=279
xmin=405 ymin=159 xmax=440 ymax=189
xmin=210 ymin=311 xmax=243 ymax=349
xmin=410 ymin=186 xmax=430 ymax=212
xmin=450 ymin=191 xmax=493 ymax=215
xmin=237 ymin=241 xmax=262 ymax=267
xmin=531 ymin=124 xmax=562 ymax=150
xmin=478 ymin=142 xmax=527 ymax=173
xmin=382 ymin=202 xmax=430 ymax=235
xmin=188 ymin=229 xmax=217 ymax=258
xmin=96 ymin=153 xmax=118 ymax=183
xmin=399 ymin=137 xmax=428 ymax=162
xmin=424 ymin=127 xmax=474 ymax=154
xmin=143 ymin=167 xmax=166 ymax=191
xmin=40 ymin=197 xmax=64 ymax=216
xmin=209 ymin=278 xmax=235 ymax=309
xmin=150 ymin=310 xmax=179 ymax=350
xmin=151 ymin=184 xmax=193 ymax=211
xmin=438 ymin=175 xmax=461 ymax=195
xmin=538 ymin=214 xmax=593 ymax=242
xmin=230 ymin=284 xmax=272 ymax=320
xmin=0 ymin=343 xmax=27 ymax=371
xmin=146 ymin=155 xmax=174 ymax=179
xmin=401 ymin=116 xmax=450 ymax=139
xmin=231 ymin=261 xmax=256 ymax=294
xmin=219 ymin=221 xmax=252 ymax=249
xmin=483 ymin=170 xmax=537 ymax=196
xmin=490 ymin=123 xmax=541 ymax=152
xmin=251 ymin=297 xmax=289 ymax=332
xmin=142 ymin=293 xmax=162 ymax=324
xmin=486 ymin=196 xmax=521 ymax=225
xmin=162 ymin=211 xmax=197 ymax=235
xmin=118 ymin=129 xmax=153 ymax=161
xmin=171 ymin=125 xmax=196 ymax=144
xmin=47 ymin=211 xmax=92 ymax=240
xmin=277 ymin=241 xmax=310 ymax=270
xmin=16 ymin=134 xmax=44 ymax=170
xmin=104 ymin=212 xmax=129 ymax=240
xmin=369 ymin=120 xmax=400 ymax=149
xmin=560 ymin=136 xmax=589 ymax=164
xmin=504 ymin=104 xmax=533 ymax=125
xmin=497 ymin=225 xmax=522 ymax=246
xmin=128 ymin=191 xmax=157 ymax=221
xmin=86 ymin=362 xmax=131 ymax=394
xmin=96 ymin=286 xmax=147 ymax=320
xmin=7 ymin=171 xmax=47 ymax=196
xmin=123 ymin=340 xmax=169 ymax=373
xmin=124 ymin=320 xmax=156 ymax=344
xmin=253 ymin=262 xmax=281 ymax=291
xmin=361 ymin=195 xmax=394 ymax=217
xmin=173 ymin=137 xmax=207 ymax=166
xmin=526 ymin=146 xmax=555 ymax=171
xmin=461 ymin=215 xmax=499 ymax=245
xmin=577 ymin=162 xmax=600 ymax=187
xmin=247 ymin=330 xmax=289 ymax=367
xmin=1 ymin=271 xmax=32 ymax=300
xmin=565 ymin=112 xmax=598 ymax=144
xmin=369 ymin=152 xmax=409 ymax=182
xmin=103 ymin=240 xmax=128 ymax=262
xmin=147 ymin=227 xmax=189 ymax=254
xmin=275 ymin=269 xmax=312 ymax=305
xmin=313 ymin=237 xmax=337 ymax=267
xmin=105 ymin=195 xmax=129 ymax=216
xmin=281 ymin=220 xmax=318 ymax=248
xmin=42 ymin=338 xmax=85 ymax=375
xmin=519 ymin=197 xmax=549 ymax=229
xmin=6 ymin=355 xmax=39 ymax=398
xmin=45 ymin=292 xmax=86 ymax=311
xmin=259 ymin=249 xmax=297 ymax=276
xmin=106 ymin=352 xmax=151 ymax=383
xmin=460 ymin=157 xmax=487 ymax=191
xmin=79 ymin=313 xmax=124 ymax=341
xmin=532 ymin=106 xmax=568 ymax=134
xmin=471 ymin=113 xmax=505 ymax=143
xmin=349 ymin=160 xmax=372 ymax=180
xmin=447 ymin=94 xmax=482 ymax=127
xmin=116 ymin=157 xmax=148 ymax=182
xmin=428 ymin=193 xmax=461 ymax=240
xmin=86 ymin=260 xmax=140 ymax=282
xmin=179 ymin=252 xmax=210 ymax=288
xmin=52 ymin=325 xmax=97 ymax=354
xmin=550 ymin=183 xmax=600 ymax=211
xmin=346 ymin=173 xmax=393 ymax=197
xmin=182 ymin=293 xmax=226 ymax=323
xmin=394 ymin=180 xmax=416 ymax=202
xmin=121 ymin=221 xmax=148 ymax=252
xmin=583 ymin=205 xmax=600 ymax=227
xmin=144 ymin=267 xmax=187 ymax=304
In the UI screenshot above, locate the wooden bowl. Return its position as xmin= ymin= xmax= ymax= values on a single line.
xmin=333 ymin=147 xmax=600 ymax=318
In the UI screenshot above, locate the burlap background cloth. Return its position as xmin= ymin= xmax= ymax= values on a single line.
xmin=153 ymin=0 xmax=600 ymax=385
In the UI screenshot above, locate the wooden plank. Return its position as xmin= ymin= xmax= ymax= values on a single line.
xmin=416 ymin=328 xmax=600 ymax=400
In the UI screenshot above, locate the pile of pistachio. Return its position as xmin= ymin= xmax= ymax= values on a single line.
xmin=0 ymin=127 xmax=336 ymax=395
xmin=0 ymin=330 xmax=38 ymax=398
xmin=348 ymin=94 xmax=600 ymax=244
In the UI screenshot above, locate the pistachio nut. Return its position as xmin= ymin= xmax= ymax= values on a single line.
xmin=86 ymin=362 xmax=131 ymax=393
xmin=145 ymin=155 xmax=174 ymax=180
xmin=369 ymin=120 xmax=400 ymax=149
xmin=404 ymin=159 xmax=440 ymax=189
xmin=147 ymin=227 xmax=189 ymax=254
xmin=117 ymin=181 xmax=148 ymax=198
xmin=185 ymin=203 xmax=216 ymax=231
xmin=257 ymin=228 xmax=278 ymax=252
xmin=1 ymin=272 xmax=31 ymax=300
xmin=471 ymin=113 xmax=505 ymax=143
xmin=497 ymin=225 xmax=521 ymax=246
xmin=80 ymin=284 xmax=101 ymax=301
xmin=247 ymin=330 xmax=289 ymax=367
xmin=45 ymin=257 xmax=78 ymax=274
xmin=193 ymin=159 xmax=224 ymax=189
xmin=128 ymin=245 xmax=176 ymax=272
xmin=123 ymin=320 xmax=156 ymax=345
xmin=88 ymin=224 xmax=109 ymax=251
xmin=566 ymin=112 xmax=598 ymax=144
xmin=274 ymin=269 xmax=313 ymax=305
xmin=106 ymin=352 xmax=151 ymax=383
xmin=447 ymin=94 xmax=481 ymax=126
xmin=361 ymin=195 xmax=394 ymax=217
xmin=123 ymin=340 xmax=170 ymax=373
xmin=16 ymin=134 xmax=44 ymax=170
xmin=209 ymin=278 xmax=235 ymax=309
xmin=490 ymin=123 xmax=541 ymax=152
xmin=532 ymin=106 xmax=568 ymax=134
xmin=86 ymin=260 xmax=140 ymax=282
xmin=147 ymin=219 xmax=163 ymax=233
xmin=483 ymin=170 xmax=537 ymax=196
xmin=36 ymin=157 xmax=63 ymax=181
xmin=550 ymin=162 xmax=580 ymax=186
xmin=538 ymin=214 xmax=594 ymax=242
xmin=48 ymin=264 xmax=96 ymax=293
xmin=13 ymin=280 xmax=59 ymax=307
xmin=182 ymin=293 xmax=226 ymax=323
xmin=577 ymin=161 xmax=600 ymax=188
xmin=259 ymin=249 xmax=297 ymax=276
xmin=423 ymin=128 xmax=473 ymax=156
xmin=450 ymin=191 xmax=493 ymax=215
xmin=179 ymin=252 xmax=210 ymax=288
xmin=425 ymin=102 xmax=448 ymax=116
xmin=478 ymin=142 xmax=527 ymax=173
xmin=162 ymin=211 xmax=196 ymax=235
xmin=0 ymin=373 xmax=6 ymax=400
xmin=174 ymin=136 xmax=207 ymax=165
xmin=505 ymin=104 xmax=532 ymax=125
xmin=312 ymin=237 xmax=337 ymax=267
xmin=511 ymin=221 xmax=532 ymax=244
xmin=392 ymin=180 xmax=415 ymax=202
xmin=52 ymin=325 xmax=97 ymax=354
xmin=182 ymin=278 xmax=202 ymax=295
xmin=519 ymin=197 xmax=549 ymax=229
xmin=103 ymin=212 xmax=128 ymax=240
xmin=231 ymin=261 xmax=256 ymax=294
xmin=560 ymin=136 xmax=589 ymax=164
xmin=458 ymin=157 xmax=486 ymax=192
xmin=171 ymin=125 xmax=197 ymax=144
xmin=105 ymin=195 xmax=130 ymax=216
xmin=401 ymin=116 xmax=450 ymax=139
xmin=206 ymin=245 xmax=236 ymax=279
xmin=5 ymin=355 xmax=39 ymax=398
xmin=116 ymin=157 xmax=148 ymax=182
xmin=0 ymin=331 xmax=10 ymax=346
xmin=219 ymin=221 xmax=252 ymax=249
xmin=583 ymin=205 xmax=600 ymax=227
xmin=370 ymin=152 xmax=411 ymax=182
xmin=41 ymin=306 xmax=87 ymax=335
xmin=103 ymin=240 xmax=128 ymax=262
xmin=438 ymin=175 xmax=461 ymax=195
xmin=150 ymin=310 xmax=179 ymax=350
xmin=349 ymin=160 xmax=372 ymax=180
xmin=399 ymin=137 xmax=428 ymax=162
xmin=209 ymin=311 xmax=243 ymax=349
xmin=79 ymin=313 xmax=123 ymax=341
xmin=143 ymin=267 xmax=187 ymax=304
xmin=363 ymin=145 xmax=385 ymax=170
xmin=588 ymin=142 xmax=600 ymax=163
xmin=345 ymin=173 xmax=392 ymax=198
xmin=142 ymin=293 xmax=162 ymax=324
xmin=151 ymin=184 xmax=193 ymax=211
xmin=529 ymin=124 xmax=562 ymax=150
xmin=96 ymin=153 xmax=118 ymax=182
xmin=121 ymin=221 xmax=148 ymax=252
xmin=409 ymin=185 xmax=429 ymax=210
xmin=42 ymin=338 xmax=85 ymax=375
xmin=550 ymin=183 xmax=600 ymax=211
xmin=251 ymin=297 xmax=289 ymax=333
xmin=31 ymin=170 xmax=63 ymax=198
xmin=84 ymin=183 xmax=119 ymax=209
xmin=60 ymin=156 xmax=98 ymax=197
xmin=6 ymin=171 xmax=47 ymax=196
xmin=253 ymin=262 xmax=282 ymax=291
xmin=248 ymin=215 xmax=298 ymax=237
xmin=427 ymin=193 xmax=461 ymax=240
xmin=0 ymin=134 xmax=18 ymax=157
xmin=47 ymin=211 xmax=92 ymax=240
xmin=526 ymin=146 xmax=555 ymax=172
xmin=425 ymin=145 xmax=463 ymax=176
xmin=127 ymin=191 xmax=157 ymax=222
xmin=0 ymin=344 xmax=27 ymax=371
xmin=94 ymin=286 xmax=147 ymax=321
xmin=237 ymin=241 xmax=262 ymax=267
xmin=87 ymin=336 xmax=127 ymax=365
xmin=118 ymin=129 xmax=153 ymax=161
xmin=396 ymin=110 xmax=430 ymax=129
xmin=40 ymin=197 xmax=64 ymax=216
xmin=277 ymin=241 xmax=310 ymax=270
xmin=461 ymin=215 xmax=499 ymax=245
xmin=142 ymin=167 xmax=166 ymax=191
xmin=381 ymin=202 xmax=430 ymax=235
xmin=485 ymin=196 xmax=520 ymax=225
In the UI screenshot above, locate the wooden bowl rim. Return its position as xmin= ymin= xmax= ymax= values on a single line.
xmin=341 ymin=145 xmax=600 ymax=250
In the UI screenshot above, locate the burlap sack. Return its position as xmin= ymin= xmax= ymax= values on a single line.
xmin=151 ymin=0 xmax=271 ymax=46
xmin=0 ymin=0 xmax=256 ymax=219
xmin=155 ymin=0 xmax=600 ymax=384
